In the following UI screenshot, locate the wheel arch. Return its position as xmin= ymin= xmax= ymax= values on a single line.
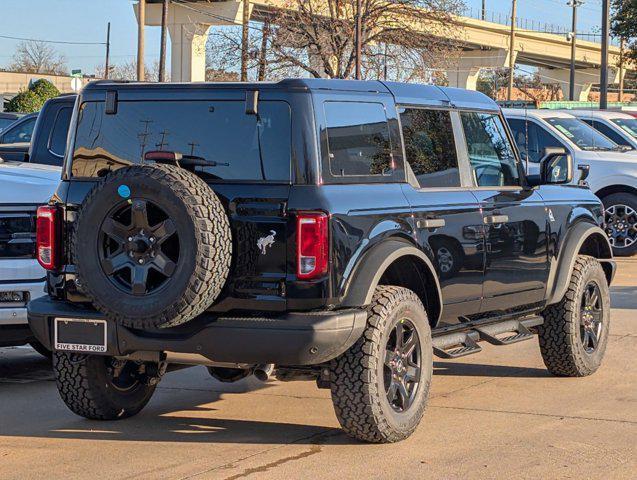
xmin=595 ymin=183 xmax=637 ymax=200
xmin=340 ymin=239 xmax=443 ymax=327
xmin=546 ymin=222 xmax=615 ymax=305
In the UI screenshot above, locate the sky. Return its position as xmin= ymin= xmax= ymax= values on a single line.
xmin=0 ymin=0 xmax=611 ymax=76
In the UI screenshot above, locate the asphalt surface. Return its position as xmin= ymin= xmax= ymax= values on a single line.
xmin=0 ymin=260 xmax=635 ymax=480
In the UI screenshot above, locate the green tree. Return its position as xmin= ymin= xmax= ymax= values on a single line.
xmin=5 ymin=79 xmax=60 ymax=113
xmin=612 ymin=0 xmax=637 ymax=62
xmin=5 ymin=89 xmax=41 ymax=113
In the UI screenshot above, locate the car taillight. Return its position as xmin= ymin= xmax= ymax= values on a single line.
xmin=36 ymin=206 xmax=60 ymax=270
xmin=296 ymin=212 xmax=329 ymax=280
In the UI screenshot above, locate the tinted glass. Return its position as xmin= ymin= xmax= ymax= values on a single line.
xmin=591 ymin=120 xmax=632 ymax=147
xmin=0 ymin=118 xmax=15 ymax=130
xmin=3 ymin=117 xmax=36 ymax=144
xmin=461 ymin=112 xmax=519 ymax=187
xmin=546 ymin=117 xmax=618 ymax=151
xmin=611 ymin=117 xmax=637 ymax=139
xmin=48 ymin=106 xmax=73 ymax=157
xmin=324 ymin=101 xmax=392 ymax=176
xmin=72 ymin=100 xmax=291 ymax=181
xmin=399 ymin=108 xmax=460 ymax=188
xmin=508 ymin=118 xmax=565 ymax=163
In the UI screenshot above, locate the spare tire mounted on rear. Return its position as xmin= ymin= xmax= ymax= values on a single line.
xmin=73 ymin=164 xmax=231 ymax=329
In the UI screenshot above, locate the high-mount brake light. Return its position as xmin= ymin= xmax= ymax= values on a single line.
xmin=296 ymin=212 xmax=329 ymax=280
xmin=36 ymin=206 xmax=60 ymax=270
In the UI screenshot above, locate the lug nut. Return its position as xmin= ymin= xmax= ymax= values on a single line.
xmin=138 ymin=259 xmax=144 ymax=264
xmin=128 ymin=237 xmax=133 ymax=241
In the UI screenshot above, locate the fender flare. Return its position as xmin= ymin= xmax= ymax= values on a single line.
xmin=546 ymin=223 xmax=615 ymax=305
xmin=340 ymin=240 xmax=443 ymax=323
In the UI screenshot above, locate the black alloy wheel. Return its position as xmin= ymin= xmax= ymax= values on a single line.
xmin=384 ymin=319 xmax=422 ymax=413
xmin=605 ymin=203 xmax=637 ymax=251
xmin=99 ymin=199 xmax=179 ymax=296
xmin=580 ymin=281 xmax=603 ymax=354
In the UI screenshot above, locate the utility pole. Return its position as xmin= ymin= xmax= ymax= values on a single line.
xmin=600 ymin=0 xmax=610 ymax=109
xmin=159 ymin=0 xmax=168 ymax=82
xmin=355 ymin=0 xmax=362 ymax=80
xmin=104 ymin=22 xmax=111 ymax=80
xmin=619 ymin=37 xmax=625 ymax=101
xmin=241 ymin=0 xmax=250 ymax=82
xmin=137 ymin=0 xmax=146 ymax=81
xmin=568 ymin=1 xmax=582 ymax=101
xmin=482 ymin=0 xmax=487 ymax=20
xmin=507 ymin=0 xmax=517 ymax=101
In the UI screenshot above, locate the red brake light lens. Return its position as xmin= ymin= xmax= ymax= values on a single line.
xmin=36 ymin=206 xmax=60 ymax=270
xmin=296 ymin=212 xmax=329 ymax=280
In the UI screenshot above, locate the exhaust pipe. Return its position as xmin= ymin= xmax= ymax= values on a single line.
xmin=253 ymin=363 xmax=275 ymax=382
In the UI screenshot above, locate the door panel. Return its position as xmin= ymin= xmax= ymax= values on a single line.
xmin=472 ymin=188 xmax=549 ymax=312
xmin=402 ymin=187 xmax=485 ymax=323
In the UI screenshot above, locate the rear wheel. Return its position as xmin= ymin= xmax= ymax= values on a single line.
xmin=538 ymin=255 xmax=610 ymax=377
xmin=330 ymin=286 xmax=432 ymax=443
xmin=53 ymin=352 xmax=157 ymax=420
xmin=602 ymin=192 xmax=637 ymax=256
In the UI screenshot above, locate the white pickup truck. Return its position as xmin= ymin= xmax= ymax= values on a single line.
xmin=0 ymin=160 xmax=60 ymax=355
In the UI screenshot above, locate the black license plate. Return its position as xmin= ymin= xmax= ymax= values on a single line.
xmin=54 ymin=318 xmax=107 ymax=353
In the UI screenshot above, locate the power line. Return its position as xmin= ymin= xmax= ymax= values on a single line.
xmin=0 ymin=33 xmax=105 ymax=45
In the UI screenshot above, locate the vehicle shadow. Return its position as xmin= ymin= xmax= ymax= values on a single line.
xmin=434 ymin=361 xmax=551 ymax=378
xmin=611 ymin=286 xmax=637 ymax=310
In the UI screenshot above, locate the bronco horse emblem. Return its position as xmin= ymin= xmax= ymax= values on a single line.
xmin=257 ymin=230 xmax=276 ymax=255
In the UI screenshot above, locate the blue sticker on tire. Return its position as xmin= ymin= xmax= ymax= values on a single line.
xmin=118 ymin=185 xmax=131 ymax=198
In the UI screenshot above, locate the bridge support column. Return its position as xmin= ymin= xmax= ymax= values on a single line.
xmin=538 ymin=67 xmax=619 ymax=102
xmin=134 ymin=1 xmax=252 ymax=82
xmin=446 ymin=50 xmax=515 ymax=90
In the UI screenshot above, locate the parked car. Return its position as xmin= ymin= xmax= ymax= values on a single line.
xmin=566 ymin=109 xmax=637 ymax=150
xmin=0 ymin=160 xmax=61 ymax=355
xmin=0 ymin=112 xmax=22 ymax=132
xmin=0 ymin=95 xmax=75 ymax=165
xmin=29 ymin=80 xmax=614 ymax=443
xmin=504 ymin=108 xmax=637 ymax=256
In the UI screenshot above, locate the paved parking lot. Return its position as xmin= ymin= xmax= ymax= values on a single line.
xmin=0 ymin=260 xmax=635 ymax=480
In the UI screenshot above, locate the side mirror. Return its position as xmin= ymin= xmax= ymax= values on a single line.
xmin=528 ymin=147 xmax=572 ymax=186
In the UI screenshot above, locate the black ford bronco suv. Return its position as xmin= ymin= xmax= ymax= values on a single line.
xmin=28 ymin=79 xmax=615 ymax=443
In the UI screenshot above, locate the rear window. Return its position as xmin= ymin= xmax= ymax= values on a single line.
xmin=71 ymin=100 xmax=291 ymax=181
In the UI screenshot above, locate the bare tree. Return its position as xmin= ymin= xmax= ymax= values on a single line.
xmin=266 ymin=0 xmax=463 ymax=80
xmin=9 ymin=41 xmax=68 ymax=75
xmin=206 ymin=0 xmax=463 ymax=82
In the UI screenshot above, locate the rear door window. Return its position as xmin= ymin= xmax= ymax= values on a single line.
xmin=399 ymin=108 xmax=461 ymax=188
xmin=71 ymin=100 xmax=291 ymax=181
xmin=324 ymin=101 xmax=393 ymax=177
xmin=2 ymin=117 xmax=36 ymax=144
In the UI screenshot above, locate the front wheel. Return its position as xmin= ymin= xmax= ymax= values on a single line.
xmin=602 ymin=192 xmax=637 ymax=256
xmin=330 ymin=286 xmax=432 ymax=443
xmin=53 ymin=352 xmax=157 ymax=420
xmin=538 ymin=255 xmax=610 ymax=377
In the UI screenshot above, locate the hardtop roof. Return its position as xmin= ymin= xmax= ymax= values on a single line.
xmin=83 ymin=78 xmax=499 ymax=111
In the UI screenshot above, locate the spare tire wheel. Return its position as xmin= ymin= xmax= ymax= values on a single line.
xmin=73 ymin=164 xmax=231 ymax=329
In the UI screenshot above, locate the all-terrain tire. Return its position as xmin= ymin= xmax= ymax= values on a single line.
xmin=53 ymin=352 xmax=157 ymax=420
xmin=73 ymin=164 xmax=231 ymax=329
xmin=602 ymin=192 xmax=637 ymax=257
xmin=538 ymin=255 xmax=610 ymax=377
xmin=330 ymin=286 xmax=432 ymax=443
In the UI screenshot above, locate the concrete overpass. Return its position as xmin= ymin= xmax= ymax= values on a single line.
xmin=135 ymin=0 xmax=631 ymax=100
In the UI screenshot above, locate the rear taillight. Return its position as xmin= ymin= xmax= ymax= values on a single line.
xmin=36 ymin=206 xmax=60 ymax=270
xmin=296 ymin=212 xmax=329 ymax=280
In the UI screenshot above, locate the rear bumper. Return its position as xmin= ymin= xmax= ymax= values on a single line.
xmin=27 ymin=297 xmax=368 ymax=365
xmin=0 ymin=279 xmax=46 ymax=326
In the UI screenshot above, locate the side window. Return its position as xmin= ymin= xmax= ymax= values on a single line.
xmin=460 ymin=112 xmax=519 ymax=187
xmin=48 ymin=107 xmax=73 ymax=157
xmin=2 ymin=117 xmax=36 ymax=144
xmin=589 ymin=120 xmax=631 ymax=147
xmin=399 ymin=108 xmax=460 ymax=188
xmin=324 ymin=101 xmax=392 ymax=176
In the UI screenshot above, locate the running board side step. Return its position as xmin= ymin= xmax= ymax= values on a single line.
xmin=432 ymin=316 xmax=543 ymax=359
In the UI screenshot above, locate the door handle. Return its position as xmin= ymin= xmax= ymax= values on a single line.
xmin=484 ymin=214 xmax=509 ymax=225
xmin=417 ymin=218 xmax=446 ymax=229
